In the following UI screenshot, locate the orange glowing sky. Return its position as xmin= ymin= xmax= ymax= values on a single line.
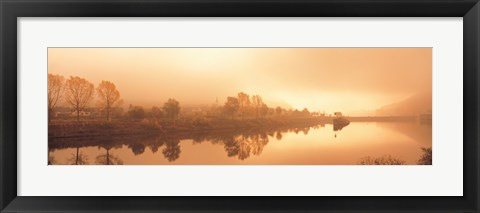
xmin=48 ymin=48 xmax=432 ymax=115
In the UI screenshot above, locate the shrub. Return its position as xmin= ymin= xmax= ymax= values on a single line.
xmin=358 ymin=155 xmax=406 ymax=165
xmin=417 ymin=147 xmax=432 ymax=165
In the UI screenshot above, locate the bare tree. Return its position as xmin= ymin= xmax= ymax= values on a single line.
xmin=65 ymin=76 xmax=94 ymax=122
xmin=97 ymin=80 xmax=122 ymax=121
xmin=48 ymin=74 xmax=65 ymax=123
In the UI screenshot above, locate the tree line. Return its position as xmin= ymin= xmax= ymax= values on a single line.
xmin=48 ymin=74 xmax=122 ymax=122
xmin=222 ymin=92 xmax=315 ymax=120
xmin=49 ymin=74 xmax=317 ymax=125
xmin=49 ymin=74 xmax=183 ymax=124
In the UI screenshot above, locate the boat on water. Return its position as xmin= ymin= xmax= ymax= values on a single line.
xmin=333 ymin=112 xmax=350 ymax=131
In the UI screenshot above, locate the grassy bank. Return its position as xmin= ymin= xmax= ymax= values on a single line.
xmin=48 ymin=116 xmax=329 ymax=138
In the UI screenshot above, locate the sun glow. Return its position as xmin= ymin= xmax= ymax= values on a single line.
xmin=48 ymin=48 xmax=431 ymax=112
xmin=168 ymin=48 xmax=254 ymax=72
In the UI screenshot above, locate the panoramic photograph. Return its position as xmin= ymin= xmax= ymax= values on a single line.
xmin=48 ymin=48 xmax=432 ymax=165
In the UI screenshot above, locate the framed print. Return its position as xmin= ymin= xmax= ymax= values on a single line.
xmin=1 ymin=0 xmax=479 ymax=212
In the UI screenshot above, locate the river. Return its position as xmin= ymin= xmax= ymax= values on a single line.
xmin=48 ymin=121 xmax=432 ymax=165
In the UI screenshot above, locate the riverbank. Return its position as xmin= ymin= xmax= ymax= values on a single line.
xmin=48 ymin=117 xmax=328 ymax=139
xmin=49 ymin=115 xmax=421 ymax=139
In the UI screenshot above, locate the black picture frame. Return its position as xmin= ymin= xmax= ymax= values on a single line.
xmin=1 ymin=0 xmax=479 ymax=212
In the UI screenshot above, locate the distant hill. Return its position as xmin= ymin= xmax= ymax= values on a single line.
xmin=376 ymin=91 xmax=432 ymax=116
xmin=264 ymin=99 xmax=293 ymax=110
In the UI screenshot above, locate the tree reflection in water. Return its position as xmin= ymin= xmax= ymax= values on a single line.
xmin=275 ymin=131 xmax=283 ymax=141
xmin=222 ymin=132 xmax=269 ymax=160
xmin=129 ymin=143 xmax=146 ymax=155
xmin=148 ymin=138 xmax=165 ymax=154
xmin=48 ymin=148 xmax=56 ymax=165
xmin=67 ymin=146 xmax=89 ymax=165
xmin=223 ymin=137 xmax=240 ymax=157
xmin=96 ymin=143 xmax=123 ymax=165
xmin=237 ymin=135 xmax=252 ymax=160
xmin=301 ymin=127 xmax=309 ymax=135
xmin=49 ymin=123 xmax=349 ymax=164
xmin=162 ymin=138 xmax=181 ymax=162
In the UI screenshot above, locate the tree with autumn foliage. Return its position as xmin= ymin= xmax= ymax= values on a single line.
xmin=251 ymin=94 xmax=264 ymax=118
xmin=48 ymin=74 xmax=65 ymax=123
xmin=163 ymin=98 xmax=181 ymax=126
xmin=224 ymin=96 xmax=239 ymax=119
xmin=97 ymin=80 xmax=122 ymax=121
xmin=65 ymin=76 xmax=94 ymax=122
xmin=237 ymin=92 xmax=250 ymax=119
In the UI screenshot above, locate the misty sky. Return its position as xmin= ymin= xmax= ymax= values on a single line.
xmin=48 ymin=48 xmax=432 ymax=115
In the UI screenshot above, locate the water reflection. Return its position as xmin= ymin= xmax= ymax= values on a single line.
xmin=67 ymin=147 xmax=89 ymax=165
xmin=96 ymin=147 xmax=123 ymax=165
xmin=275 ymin=132 xmax=283 ymax=140
xmin=222 ymin=133 xmax=269 ymax=160
xmin=163 ymin=138 xmax=181 ymax=162
xmin=48 ymin=148 xmax=56 ymax=165
xmin=129 ymin=143 xmax=146 ymax=155
xmin=333 ymin=122 xmax=349 ymax=131
xmin=49 ymin=121 xmax=432 ymax=165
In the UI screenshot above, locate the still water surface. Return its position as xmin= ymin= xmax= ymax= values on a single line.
xmin=49 ymin=122 xmax=431 ymax=165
